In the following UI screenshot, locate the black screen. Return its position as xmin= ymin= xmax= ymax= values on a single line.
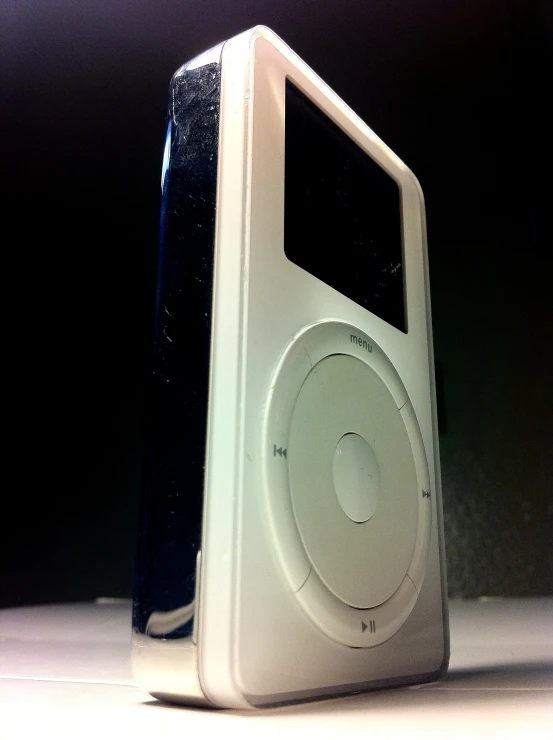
xmin=284 ymin=80 xmax=406 ymax=333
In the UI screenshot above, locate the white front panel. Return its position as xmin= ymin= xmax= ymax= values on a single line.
xmin=200 ymin=26 xmax=448 ymax=706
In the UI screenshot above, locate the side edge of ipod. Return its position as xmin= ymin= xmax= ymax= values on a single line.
xmin=131 ymin=42 xmax=225 ymax=707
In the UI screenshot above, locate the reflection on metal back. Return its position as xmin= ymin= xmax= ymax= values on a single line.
xmin=132 ymin=46 xmax=222 ymax=705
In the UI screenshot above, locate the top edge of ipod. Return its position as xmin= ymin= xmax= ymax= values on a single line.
xmin=175 ymin=26 xmax=425 ymax=198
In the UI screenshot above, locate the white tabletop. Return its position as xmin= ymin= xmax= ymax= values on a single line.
xmin=1 ymin=598 xmax=552 ymax=739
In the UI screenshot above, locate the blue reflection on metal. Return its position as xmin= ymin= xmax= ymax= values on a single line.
xmin=161 ymin=120 xmax=172 ymax=192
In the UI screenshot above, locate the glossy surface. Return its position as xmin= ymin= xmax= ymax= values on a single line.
xmin=284 ymin=80 xmax=405 ymax=332
xmin=132 ymin=26 xmax=448 ymax=706
xmin=1 ymin=599 xmax=551 ymax=737
xmin=132 ymin=57 xmax=221 ymax=642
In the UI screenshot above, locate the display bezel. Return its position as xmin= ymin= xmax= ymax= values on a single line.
xmin=284 ymin=77 xmax=407 ymax=333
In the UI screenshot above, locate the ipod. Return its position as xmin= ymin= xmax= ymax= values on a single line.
xmin=132 ymin=26 xmax=449 ymax=708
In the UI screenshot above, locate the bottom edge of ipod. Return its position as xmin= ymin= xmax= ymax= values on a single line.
xmin=131 ymin=632 xmax=214 ymax=708
xmin=243 ymin=663 xmax=449 ymax=709
xmin=132 ymin=631 xmax=450 ymax=710
xmin=141 ymin=668 xmax=445 ymax=711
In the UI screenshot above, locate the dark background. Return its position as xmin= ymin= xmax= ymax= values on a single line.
xmin=1 ymin=0 xmax=551 ymax=607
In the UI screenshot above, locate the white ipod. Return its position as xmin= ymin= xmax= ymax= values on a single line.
xmin=132 ymin=26 xmax=449 ymax=708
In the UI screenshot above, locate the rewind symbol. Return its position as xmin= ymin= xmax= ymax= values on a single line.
xmin=273 ymin=445 xmax=287 ymax=459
